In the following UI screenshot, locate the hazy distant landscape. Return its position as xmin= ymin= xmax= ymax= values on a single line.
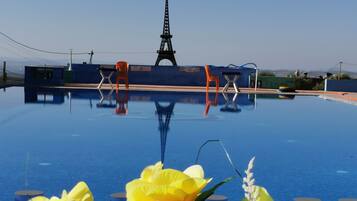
xmin=2 ymin=57 xmax=356 ymax=79
xmin=262 ymin=69 xmax=357 ymax=78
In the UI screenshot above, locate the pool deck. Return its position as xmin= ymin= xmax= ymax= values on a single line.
xmin=319 ymin=92 xmax=357 ymax=106
xmin=2 ymin=80 xmax=357 ymax=105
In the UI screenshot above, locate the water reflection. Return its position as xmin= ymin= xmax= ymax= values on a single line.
xmin=23 ymin=87 xmax=301 ymax=115
xmin=97 ymin=89 xmax=115 ymax=108
xmin=155 ymin=102 xmax=175 ymax=163
xmin=24 ymin=87 xmax=258 ymax=111
xmin=94 ymin=89 xmax=130 ymax=116
xmin=116 ymin=91 xmax=129 ymax=115
xmin=220 ymin=93 xmax=241 ymax=113
xmin=24 ymin=87 xmax=65 ymax=104
xmin=204 ymin=91 xmax=218 ymax=116
xmin=23 ymin=87 xmax=261 ymax=163
xmin=25 ymin=87 xmax=298 ymax=162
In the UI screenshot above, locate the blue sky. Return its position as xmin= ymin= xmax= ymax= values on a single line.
xmin=0 ymin=0 xmax=356 ymax=70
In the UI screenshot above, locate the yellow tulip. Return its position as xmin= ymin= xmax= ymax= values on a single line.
xmin=30 ymin=182 xmax=93 ymax=201
xmin=242 ymin=186 xmax=274 ymax=201
xmin=126 ymin=162 xmax=212 ymax=201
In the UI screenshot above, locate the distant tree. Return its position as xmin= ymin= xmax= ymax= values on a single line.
xmin=340 ymin=73 xmax=351 ymax=80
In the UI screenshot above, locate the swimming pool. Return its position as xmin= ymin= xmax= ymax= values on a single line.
xmin=0 ymin=87 xmax=356 ymax=201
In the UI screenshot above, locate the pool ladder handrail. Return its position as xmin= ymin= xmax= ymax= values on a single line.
xmin=195 ymin=139 xmax=243 ymax=179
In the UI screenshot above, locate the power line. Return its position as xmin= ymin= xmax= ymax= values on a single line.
xmin=0 ymin=44 xmax=38 ymax=63
xmin=1 ymin=32 xmax=157 ymax=58
xmin=0 ymin=39 xmax=59 ymax=64
xmin=0 ymin=31 xmax=158 ymax=67
xmin=95 ymin=51 xmax=156 ymax=55
xmin=0 ymin=31 xmax=89 ymax=55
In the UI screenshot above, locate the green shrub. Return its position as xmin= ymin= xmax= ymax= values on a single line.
xmin=259 ymin=71 xmax=276 ymax=77
xmin=312 ymin=82 xmax=325 ymax=90
xmin=295 ymin=78 xmax=324 ymax=90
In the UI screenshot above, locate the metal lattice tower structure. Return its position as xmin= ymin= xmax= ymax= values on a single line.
xmin=155 ymin=102 xmax=175 ymax=163
xmin=155 ymin=0 xmax=177 ymax=66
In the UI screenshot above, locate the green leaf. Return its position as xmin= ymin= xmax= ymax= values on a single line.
xmin=195 ymin=177 xmax=235 ymax=201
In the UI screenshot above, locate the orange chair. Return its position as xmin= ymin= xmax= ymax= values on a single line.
xmin=205 ymin=65 xmax=219 ymax=92
xmin=115 ymin=61 xmax=129 ymax=90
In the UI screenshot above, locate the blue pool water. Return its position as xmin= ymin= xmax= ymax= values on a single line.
xmin=0 ymin=87 xmax=356 ymax=201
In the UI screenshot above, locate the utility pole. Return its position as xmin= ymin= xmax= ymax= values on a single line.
xmin=339 ymin=61 xmax=343 ymax=80
xmin=3 ymin=61 xmax=7 ymax=82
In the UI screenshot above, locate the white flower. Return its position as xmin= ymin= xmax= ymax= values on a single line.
xmin=242 ymin=157 xmax=259 ymax=201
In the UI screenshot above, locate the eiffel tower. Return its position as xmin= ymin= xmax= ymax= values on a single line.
xmin=155 ymin=0 xmax=177 ymax=66
xmin=155 ymin=102 xmax=175 ymax=163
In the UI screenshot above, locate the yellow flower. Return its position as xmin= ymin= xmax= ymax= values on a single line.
xmin=242 ymin=186 xmax=274 ymax=201
xmin=30 ymin=182 xmax=93 ymax=201
xmin=126 ymin=162 xmax=212 ymax=201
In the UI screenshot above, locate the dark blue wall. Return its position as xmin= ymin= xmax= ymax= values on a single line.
xmin=24 ymin=64 xmax=256 ymax=87
xmin=325 ymin=79 xmax=357 ymax=92
xmin=71 ymin=64 xmax=256 ymax=87
xmin=25 ymin=66 xmax=65 ymax=86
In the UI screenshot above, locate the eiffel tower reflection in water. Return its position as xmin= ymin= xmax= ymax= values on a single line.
xmin=155 ymin=101 xmax=175 ymax=163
